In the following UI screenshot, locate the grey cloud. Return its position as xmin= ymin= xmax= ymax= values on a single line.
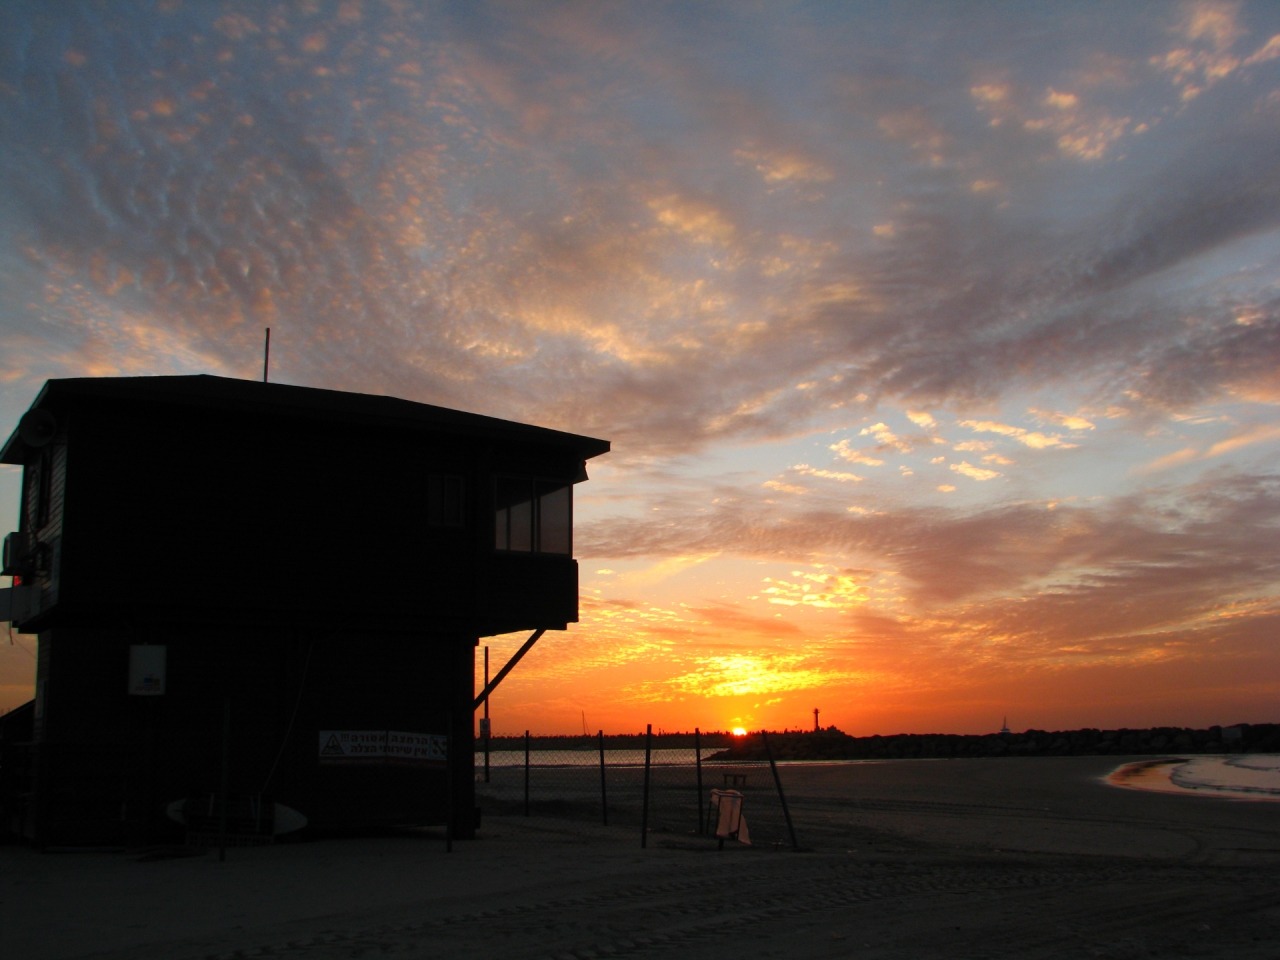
xmin=789 ymin=109 xmax=1280 ymax=417
xmin=1081 ymin=122 xmax=1280 ymax=295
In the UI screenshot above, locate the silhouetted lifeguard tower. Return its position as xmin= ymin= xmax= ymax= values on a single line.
xmin=0 ymin=375 xmax=608 ymax=846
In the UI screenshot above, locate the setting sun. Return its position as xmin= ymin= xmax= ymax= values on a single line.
xmin=732 ymin=727 xmax=747 ymax=737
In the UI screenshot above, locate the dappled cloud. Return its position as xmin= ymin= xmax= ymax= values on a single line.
xmin=4 ymin=1 xmax=1280 ymax=454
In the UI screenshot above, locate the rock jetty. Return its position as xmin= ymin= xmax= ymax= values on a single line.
xmin=709 ymin=723 xmax=1279 ymax=762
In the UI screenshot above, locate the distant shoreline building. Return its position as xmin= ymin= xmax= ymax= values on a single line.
xmin=0 ymin=375 xmax=608 ymax=846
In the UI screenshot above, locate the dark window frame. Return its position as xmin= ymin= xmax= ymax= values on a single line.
xmin=426 ymin=473 xmax=466 ymax=529
xmin=493 ymin=475 xmax=573 ymax=556
xmin=36 ymin=447 xmax=52 ymax=529
xmin=23 ymin=447 xmax=52 ymax=532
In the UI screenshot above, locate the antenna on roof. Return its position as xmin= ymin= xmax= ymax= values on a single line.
xmin=263 ymin=328 xmax=271 ymax=383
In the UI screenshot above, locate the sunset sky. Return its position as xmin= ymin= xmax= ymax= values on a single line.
xmin=3 ymin=1 xmax=1280 ymax=735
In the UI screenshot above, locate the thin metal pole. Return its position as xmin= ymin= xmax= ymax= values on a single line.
xmin=523 ymin=729 xmax=530 ymax=817
xmin=695 ymin=727 xmax=704 ymax=835
xmin=218 ymin=699 xmax=230 ymax=861
xmin=483 ymin=646 xmax=490 ymax=783
xmin=446 ymin=713 xmax=453 ymax=852
xmin=762 ymin=730 xmax=799 ymax=852
xmin=598 ymin=729 xmax=608 ymax=826
xmin=263 ymin=328 xmax=271 ymax=383
xmin=640 ymin=724 xmax=652 ymax=848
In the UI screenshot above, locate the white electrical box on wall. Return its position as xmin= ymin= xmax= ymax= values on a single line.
xmin=128 ymin=645 xmax=166 ymax=696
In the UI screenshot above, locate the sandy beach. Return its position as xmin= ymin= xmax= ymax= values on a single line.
xmin=5 ymin=756 xmax=1279 ymax=960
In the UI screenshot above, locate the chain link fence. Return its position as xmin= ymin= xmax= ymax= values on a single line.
xmin=474 ymin=729 xmax=800 ymax=850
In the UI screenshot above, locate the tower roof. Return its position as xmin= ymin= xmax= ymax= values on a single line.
xmin=2 ymin=374 xmax=611 ymax=464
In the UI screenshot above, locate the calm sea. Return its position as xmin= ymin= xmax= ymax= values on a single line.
xmin=1109 ymin=754 xmax=1280 ymax=801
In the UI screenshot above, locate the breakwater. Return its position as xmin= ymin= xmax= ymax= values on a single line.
xmin=482 ymin=732 xmax=735 ymax=751
xmin=708 ymin=723 xmax=1279 ymax=762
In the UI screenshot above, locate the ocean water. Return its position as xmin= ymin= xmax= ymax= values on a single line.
xmin=1108 ymin=754 xmax=1280 ymax=801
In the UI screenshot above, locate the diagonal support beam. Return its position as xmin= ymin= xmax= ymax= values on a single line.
xmin=473 ymin=628 xmax=545 ymax=710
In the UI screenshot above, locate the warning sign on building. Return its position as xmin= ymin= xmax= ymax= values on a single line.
xmin=387 ymin=731 xmax=448 ymax=765
xmin=318 ymin=730 xmax=446 ymax=766
xmin=317 ymin=730 xmax=386 ymax=762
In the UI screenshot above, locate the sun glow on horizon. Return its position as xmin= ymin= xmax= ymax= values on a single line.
xmin=732 ymin=727 xmax=748 ymax=736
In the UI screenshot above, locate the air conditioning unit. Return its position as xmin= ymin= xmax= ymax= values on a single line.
xmin=1 ymin=532 xmax=35 ymax=578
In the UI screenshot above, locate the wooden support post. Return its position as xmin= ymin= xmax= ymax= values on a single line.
xmin=218 ymin=699 xmax=230 ymax=861
xmin=641 ymin=723 xmax=652 ymax=848
xmin=473 ymin=629 xmax=545 ymax=709
xmin=695 ymin=727 xmax=704 ymax=835
xmin=523 ymin=729 xmax=530 ymax=817
xmin=144 ymin=699 xmax=158 ymax=844
xmin=483 ymin=646 xmax=490 ymax=783
xmin=762 ymin=730 xmax=799 ymax=852
xmin=598 ymin=729 xmax=608 ymax=826
xmin=446 ymin=713 xmax=454 ymax=852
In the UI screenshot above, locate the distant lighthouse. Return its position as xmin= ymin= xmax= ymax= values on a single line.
xmin=813 ymin=707 xmax=820 ymax=732
xmin=1000 ymin=716 xmax=1011 ymax=734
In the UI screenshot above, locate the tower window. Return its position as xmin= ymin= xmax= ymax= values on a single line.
xmin=494 ymin=477 xmax=571 ymax=555
xmin=427 ymin=474 xmax=464 ymax=528
xmin=25 ymin=447 xmax=52 ymax=531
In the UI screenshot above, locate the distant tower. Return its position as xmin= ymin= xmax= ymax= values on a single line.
xmin=1000 ymin=716 xmax=1010 ymax=734
xmin=813 ymin=707 xmax=820 ymax=732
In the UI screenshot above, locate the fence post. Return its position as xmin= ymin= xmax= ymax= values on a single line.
xmin=641 ymin=723 xmax=652 ymax=848
xmin=218 ymin=698 xmax=230 ymax=862
xmin=598 ymin=729 xmax=608 ymax=826
xmin=695 ymin=726 xmax=704 ymax=835
xmin=523 ymin=729 xmax=530 ymax=817
xmin=761 ymin=730 xmax=799 ymax=851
